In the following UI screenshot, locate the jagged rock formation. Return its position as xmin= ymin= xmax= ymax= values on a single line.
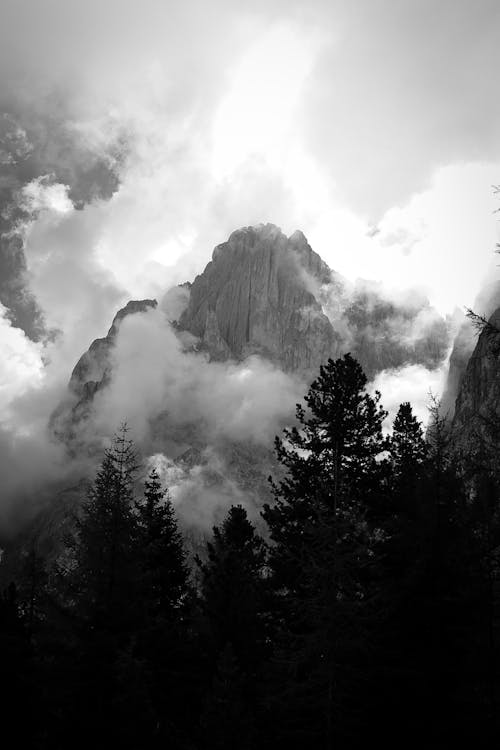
xmin=52 ymin=224 xmax=452 ymax=448
xmin=341 ymin=284 xmax=449 ymax=378
xmin=450 ymin=307 xmax=500 ymax=460
xmin=441 ymin=281 xmax=500 ymax=420
xmin=47 ymin=223 xmax=452 ymax=535
xmin=179 ymin=224 xmax=341 ymax=374
xmin=51 ymin=299 xmax=157 ymax=441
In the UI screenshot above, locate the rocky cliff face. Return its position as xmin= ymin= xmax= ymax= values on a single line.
xmin=51 ymin=299 xmax=157 ymax=442
xmin=450 ymin=307 xmax=500 ymax=461
xmin=49 ymin=223 xmax=451 ymax=533
xmin=54 ymin=223 xmax=451 ymax=446
xmin=441 ymin=281 xmax=500 ymax=420
xmin=179 ymin=224 xmax=341 ymax=375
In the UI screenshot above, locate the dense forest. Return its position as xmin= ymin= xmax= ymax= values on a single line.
xmin=1 ymin=352 xmax=499 ymax=748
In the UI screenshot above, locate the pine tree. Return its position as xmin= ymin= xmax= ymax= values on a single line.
xmin=263 ymin=354 xmax=387 ymax=589
xmin=197 ymin=505 xmax=269 ymax=672
xmin=396 ymin=398 xmax=472 ymax=742
xmin=390 ymin=402 xmax=427 ymax=488
xmin=70 ymin=424 xmax=139 ymax=635
xmin=371 ymin=403 xmax=431 ymax=740
xmin=132 ymin=468 xmax=194 ymax=749
xmin=60 ymin=425 xmax=140 ymax=748
xmin=135 ymin=467 xmax=189 ymax=621
xmin=262 ymin=354 xmax=388 ymax=747
xmin=196 ymin=505 xmax=270 ymax=747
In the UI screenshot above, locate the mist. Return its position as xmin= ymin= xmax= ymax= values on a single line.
xmin=1 ymin=0 xmax=499 ymax=533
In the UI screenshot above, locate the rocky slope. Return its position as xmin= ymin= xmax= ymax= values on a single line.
xmin=51 ymin=299 xmax=157 ymax=442
xmin=441 ymin=280 xmax=500 ymax=420
xmin=450 ymin=307 xmax=500 ymax=462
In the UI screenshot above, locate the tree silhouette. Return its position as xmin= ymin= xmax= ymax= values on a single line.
xmin=263 ymin=354 xmax=388 ymax=747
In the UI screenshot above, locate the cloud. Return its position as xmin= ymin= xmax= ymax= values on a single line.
xmin=303 ymin=0 xmax=500 ymax=217
xmin=147 ymin=449 xmax=257 ymax=531
xmin=91 ymin=307 xmax=304 ymax=447
xmin=0 ymin=0 xmax=498 ymax=534
xmin=370 ymin=362 xmax=448 ymax=430
xmin=0 ymin=304 xmax=44 ymax=421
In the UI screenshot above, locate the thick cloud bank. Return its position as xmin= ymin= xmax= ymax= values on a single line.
xmin=0 ymin=0 xmax=498 ymax=533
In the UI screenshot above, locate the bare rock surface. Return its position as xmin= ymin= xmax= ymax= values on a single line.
xmin=450 ymin=307 xmax=500 ymax=460
xmin=179 ymin=224 xmax=341 ymax=375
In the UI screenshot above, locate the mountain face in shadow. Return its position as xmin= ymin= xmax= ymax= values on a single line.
xmin=450 ymin=307 xmax=500 ymax=462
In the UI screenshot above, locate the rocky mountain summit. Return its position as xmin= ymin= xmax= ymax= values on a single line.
xmin=177 ymin=223 xmax=448 ymax=377
xmin=54 ymin=223 xmax=450 ymax=442
xmin=51 ymin=299 xmax=157 ymax=441
xmin=50 ymin=223 xmax=452 ymax=527
xmin=178 ymin=224 xmax=341 ymax=374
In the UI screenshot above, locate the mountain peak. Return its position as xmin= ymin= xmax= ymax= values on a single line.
xmin=108 ymin=298 xmax=157 ymax=337
xmin=179 ymin=225 xmax=339 ymax=372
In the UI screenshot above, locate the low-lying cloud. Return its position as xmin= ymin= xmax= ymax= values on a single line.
xmin=0 ymin=0 xmax=498 ymax=536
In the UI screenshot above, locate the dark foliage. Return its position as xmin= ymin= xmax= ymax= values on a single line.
xmin=1 ymin=355 xmax=500 ymax=747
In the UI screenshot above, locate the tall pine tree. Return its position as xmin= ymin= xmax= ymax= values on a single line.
xmin=135 ymin=467 xmax=189 ymax=622
xmin=197 ymin=505 xmax=270 ymax=748
xmin=130 ymin=467 xmax=194 ymax=748
xmin=262 ymin=354 xmax=388 ymax=747
xmin=62 ymin=425 xmax=140 ymax=748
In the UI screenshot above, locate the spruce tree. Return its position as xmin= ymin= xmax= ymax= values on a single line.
xmin=263 ymin=354 xmax=387 ymax=589
xmin=197 ymin=505 xmax=269 ymax=672
xmin=132 ymin=468 xmax=194 ymax=749
xmin=62 ymin=425 xmax=140 ymax=748
xmin=372 ymin=403 xmax=430 ymax=740
xmin=262 ymin=354 xmax=388 ymax=747
xmin=70 ymin=424 xmax=139 ymax=635
xmin=196 ymin=505 xmax=270 ymax=746
xmin=135 ymin=467 xmax=189 ymax=621
xmin=390 ymin=402 xmax=427 ymax=488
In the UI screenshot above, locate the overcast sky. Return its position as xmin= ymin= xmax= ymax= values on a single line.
xmin=1 ymin=0 xmax=500 ymax=441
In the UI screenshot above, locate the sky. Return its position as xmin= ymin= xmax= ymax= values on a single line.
xmin=0 ymin=0 xmax=499 ymax=528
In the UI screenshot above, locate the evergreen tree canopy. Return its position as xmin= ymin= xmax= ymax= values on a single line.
xmin=197 ymin=505 xmax=269 ymax=672
xmin=69 ymin=424 xmax=139 ymax=634
xmin=263 ymin=353 xmax=387 ymax=589
xmin=135 ymin=467 xmax=189 ymax=620
xmin=390 ymin=402 xmax=427 ymax=478
xmin=262 ymin=354 xmax=388 ymax=746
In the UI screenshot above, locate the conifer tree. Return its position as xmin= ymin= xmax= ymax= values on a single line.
xmin=132 ymin=468 xmax=194 ymax=749
xmin=263 ymin=353 xmax=387 ymax=591
xmin=70 ymin=424 xmax=139 ymax=635
xmin=262 ymin=354 xmax=388 ymax=747
xmin=61 ymin=425 xmax=140 ymax=748
xmin=371 ymin=403 xmax=430 ymax=739
xmin=389 ymin=401 xmax=427 ymax=488
xmin=197 ymin=505 xmax=270 ymax=746
xmin=197 ymin=505 xmax=269 ymax=672
xmin=135 ymin=467 xmax=189 ymax=621
xmin=398 ymin=398 xmax=471 ymax=742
